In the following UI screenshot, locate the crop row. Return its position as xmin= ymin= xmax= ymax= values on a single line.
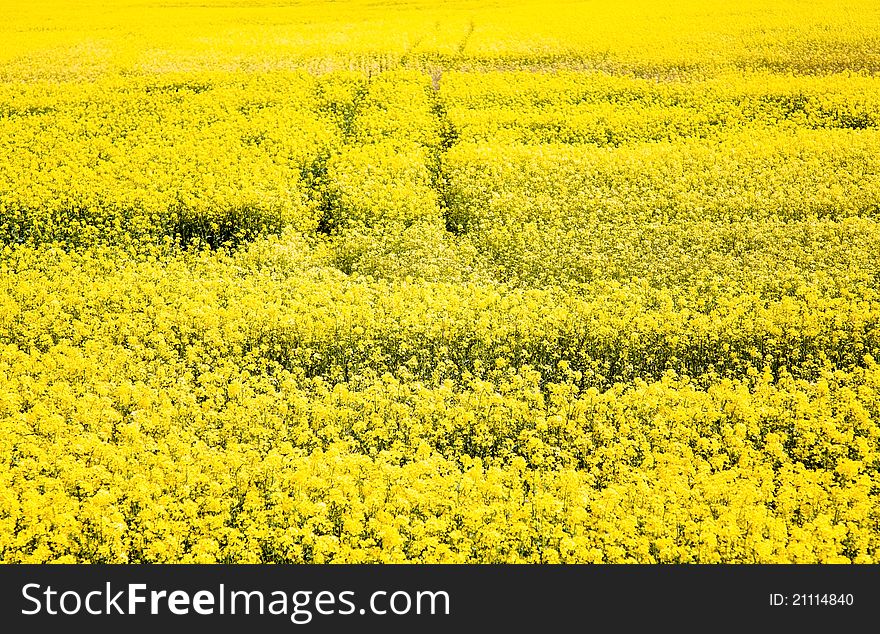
xmin=440 ymin=71 xmax=880 ymax=145
xmin=2 ymin=317 xmax=878 ymax=563
xmin=2 ymin=242 xmax=879 ymax=391
xmin=5 ymin=71 xmax=880 ymax=247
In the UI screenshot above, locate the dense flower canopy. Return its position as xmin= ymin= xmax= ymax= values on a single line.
xmin=1 ymin=0 xmax=880 ymax=562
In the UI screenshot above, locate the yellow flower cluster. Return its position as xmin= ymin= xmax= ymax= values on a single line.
xmin=441 ymin=71 xmax=880 ymax=145
xmin=1 ymin=244 xmax=879 ymax=562
xmin=3 ymin=0 xmax=879 ymax=77
xmin=2 ymin=0 xmax=880 ymax=563
xmin=324 ymin=145 xmax=439 ymax=230
xmin=445 ymin=130 xmax=880 ymax=227
xmin=0 ymin=72 xmax=339 ymax=246
xmin=443 ymin=127 xmax=880 ymax=287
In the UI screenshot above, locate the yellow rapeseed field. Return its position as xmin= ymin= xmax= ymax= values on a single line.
xmin=1 ymin=0 xmax=880 ymax=562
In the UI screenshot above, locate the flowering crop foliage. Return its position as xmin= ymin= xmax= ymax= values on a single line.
xmin=1 ymin=0 xmax=880 ymax=563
